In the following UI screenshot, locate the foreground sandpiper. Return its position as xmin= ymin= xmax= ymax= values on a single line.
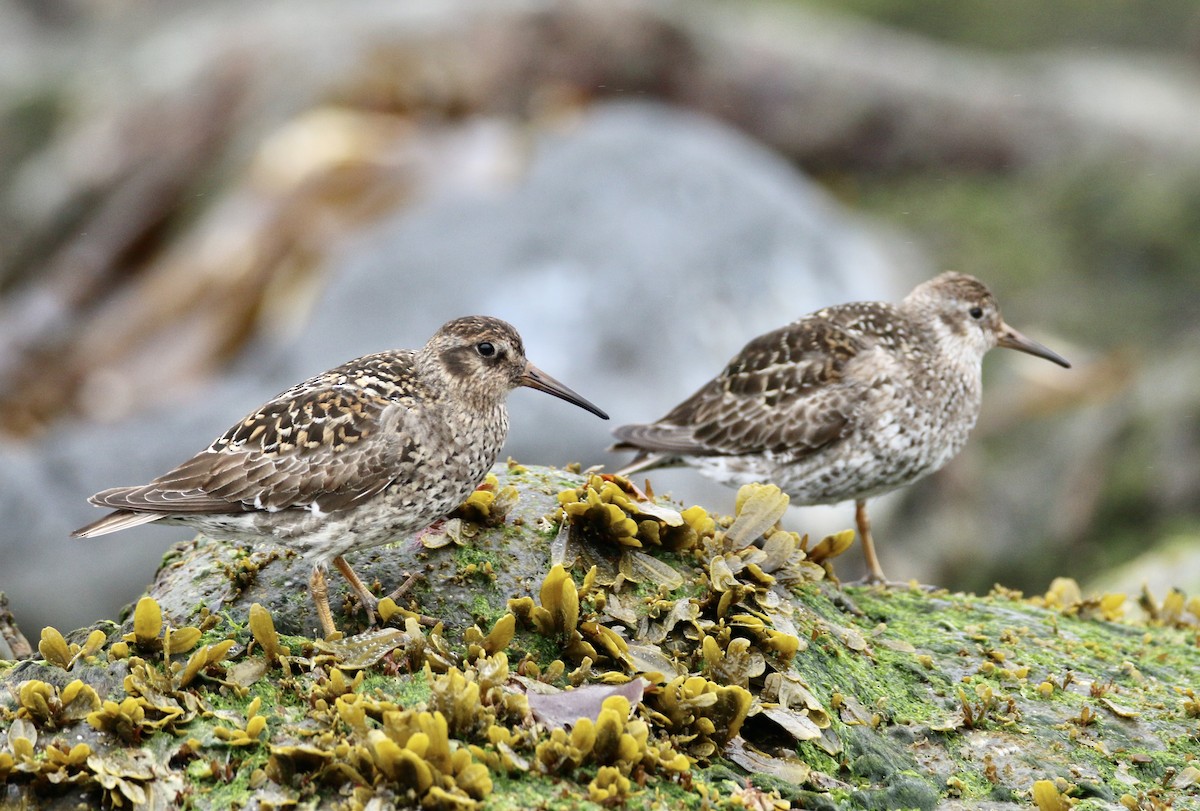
xmin=74 ymin=316 xmax=609 ymax=636
xmin=612 ymin=272 xmax=1070 ymax=584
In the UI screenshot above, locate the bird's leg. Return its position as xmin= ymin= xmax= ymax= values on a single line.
xmin=309 ymin=566 xmax=338 ymax=639
xmin=333 ymin=555 xmax=379 ymax=625
xmin=383 ymin=572 xmax=420 ymax=603
xmin=856 ymin=499 xmax=889 ymax=585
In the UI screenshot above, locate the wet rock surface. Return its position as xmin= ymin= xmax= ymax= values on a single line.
xmin=2 ymin=465 xmax=1199 ymax=809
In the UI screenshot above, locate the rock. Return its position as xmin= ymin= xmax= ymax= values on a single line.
xmin=1087 ymin=534 xmax=1200 ymax=603
xmin=3 ymin=465 xmax=1199 ymax=809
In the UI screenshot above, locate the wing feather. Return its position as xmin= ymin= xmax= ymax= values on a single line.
xmin=88 ymin=354 xmax=420 ymax=517
xmin=614 ymin=315 xmax=874 ymax=459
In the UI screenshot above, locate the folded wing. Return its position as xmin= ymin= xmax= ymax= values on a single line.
xmin=84 ymin=355 xmax=421 ymax=521
xmin=613 ymin=317 xmax=870 ymax=461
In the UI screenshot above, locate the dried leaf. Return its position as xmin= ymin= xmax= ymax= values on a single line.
xmin=631 ymin=500 xmax=684 ymax=526
xmin=1098 ymin=697 xmax=1139 ymax=719
xmin=759 ymin=705 xmax=824 ymax=741
xmin=619 ymin=550 xmax=684 ymax=590
xmin=528 ymin=680 xmax=646 ymax=730
xmin=316 ymin=628 xmax=408 ymax=670
xmin=224 ymin=658 xmax=269 ymax=690
xmin=726 ymin=736 xmax=811 ymax=784
xmin=625 ymin=644 xmax=683 ymax=681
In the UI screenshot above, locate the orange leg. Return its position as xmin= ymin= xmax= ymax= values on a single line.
xmin=308 ymin=566 xmax=338 ymax=638
xmin=856 ymin=499 xmax=889 ymax=585
xmin=333 ymin=555 xmax=379 ymax=625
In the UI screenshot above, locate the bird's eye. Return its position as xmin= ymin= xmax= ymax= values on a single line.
xmin=968 ymin=306 xmax=984 ymax=320
xmin=476 ymin=341 xmax=496 ymax=358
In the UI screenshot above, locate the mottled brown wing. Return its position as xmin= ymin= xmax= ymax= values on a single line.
xmin=614 ymin=317 xmax=869 ymax=459
xmin=90 ymin=361 xmax=420 ymax=516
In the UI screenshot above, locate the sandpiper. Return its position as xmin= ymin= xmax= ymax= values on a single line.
xmin=612 ymin=272 xmax=1069 ymax=584
xmin=74 ymin=316 xmax=609 ymax=636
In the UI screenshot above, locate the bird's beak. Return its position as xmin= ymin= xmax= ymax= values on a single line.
xmin=997 ymin=322 xmax=1071 ymax=368
xmin=520 ymin=362 xmax=610 ymax=419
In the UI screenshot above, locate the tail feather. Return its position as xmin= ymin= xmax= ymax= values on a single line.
xmin=610 ymin=422 xmax=698 ymax=478
xmin=611 ymin=449 xmax=682 ymax=478
xmin=72 ymin=510 xmax=163 ymax=538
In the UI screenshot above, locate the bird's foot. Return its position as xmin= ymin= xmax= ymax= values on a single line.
xmin=842 ymin=575 xmax=939 ymax=592
xmin=383 ymin=572 xmax=421 ymax=604
xmin=332 ymin=556 xmax=382 ymax=627
xmin=826 ymin=586 xmax=866 ymax=618
xmin=346 ymin=573 xmax=425 ymax=628
xmin=354 ymin=591 xmax=380 ymax=626
xmin=367 ymin=573 xmax=441 ymax=628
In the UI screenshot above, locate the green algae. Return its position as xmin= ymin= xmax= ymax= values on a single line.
xmin=5 ymin=466 xmax=1200 ymax=809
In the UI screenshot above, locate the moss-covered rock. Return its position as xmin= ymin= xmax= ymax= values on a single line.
xmin=2 ymin=464 xmax=1199 ymax=809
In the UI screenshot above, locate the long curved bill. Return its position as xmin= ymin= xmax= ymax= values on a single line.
xmin=521 ymin=362 xmax=610 ymax=419
xmin=997 ymin=323 xmax=1071 ymax=368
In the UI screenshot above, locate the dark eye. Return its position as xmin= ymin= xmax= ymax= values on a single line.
xmin=968 ymin=306 xmax=984 ymax=320
xmin=476 ymin=341 xmax=496 ymax=358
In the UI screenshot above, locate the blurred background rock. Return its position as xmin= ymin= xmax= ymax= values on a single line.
xmin=1 ymin=0 xmax=1198 ymax=634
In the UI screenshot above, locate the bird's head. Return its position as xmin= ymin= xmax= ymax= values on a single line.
xmin=423 ymin=316 xmax=609 ymax=418
xmin=906 ymin=272 xmax=1070 ymax=369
